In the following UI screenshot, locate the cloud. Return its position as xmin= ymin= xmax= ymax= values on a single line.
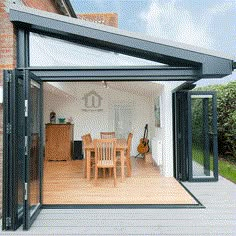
xmin=140 ymin=0 xmax=213 ymax=48
xmin=209 ymin=1 xmax=235 ymax=15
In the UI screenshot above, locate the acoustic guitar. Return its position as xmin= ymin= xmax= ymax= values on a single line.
xmin=137 ymin=124 xmax=149 ymax=154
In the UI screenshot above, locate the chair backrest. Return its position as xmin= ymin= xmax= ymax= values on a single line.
xmin=100 ymin=132 xmax=115 ymax=139
xmin=127 ymin=133 xmax=133 ymax=155
xmin=82 ymin=133 xmax=92 ymax=146
xmin=94 ymin=139 xmax=117 ymax=165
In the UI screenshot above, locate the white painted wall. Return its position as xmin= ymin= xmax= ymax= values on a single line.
xmin=156 ymin=81 xmax=185 ymax=177
xmin=43 ymin=82 xmax=157 ymax=156
xmin=161 ymin=85 xmax=174 ymax=177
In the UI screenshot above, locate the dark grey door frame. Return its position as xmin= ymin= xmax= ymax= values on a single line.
xmin=2 ymin=70 xmax=24 ymax=230
xmin=3 ymin=70 xmax=14 ymax=230
xmin=187 ymin=91 xmax=218 ymax=182
xmin=173 ymin=91 xmax=189 ymax=181
xmin=23 ymin=70 xmax=43 ymax=230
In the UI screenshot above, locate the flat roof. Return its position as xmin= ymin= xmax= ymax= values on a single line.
xmin=10 ymin=4 xmax=234 ymax=79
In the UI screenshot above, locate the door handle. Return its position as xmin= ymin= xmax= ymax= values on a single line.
xmin=209 ymin=132 xmax=217 ymax=135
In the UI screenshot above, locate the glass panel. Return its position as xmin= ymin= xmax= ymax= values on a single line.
xmin=191 ymin=95 xmax=214 ymax=178
xmin=16 ymin=78 xmax=24 ymax=218
xmin=29 ymin=81 xmax=41 ymax=216
xmin=29 ymin=33 xmax=165 ymax=67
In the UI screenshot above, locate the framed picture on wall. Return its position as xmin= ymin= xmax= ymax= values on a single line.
xmin=154 ymin=96 xmax=161 ymax=127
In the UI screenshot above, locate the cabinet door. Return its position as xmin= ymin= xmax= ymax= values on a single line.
xmin=57 ymin=125 xmax=71 ymax=161
xmin=45 ymin=126 xmax=58 ymax=161
xmin=45 ymin=125 xmax=72 ymax=161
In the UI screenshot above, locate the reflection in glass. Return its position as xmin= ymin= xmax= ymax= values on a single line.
xmin=191 ymin=96 xmax=214 ymax=178
xmin=29 ymin=32 xmax=165 ymax=67
xmin=29 ymin=81 xmax=41 ymax=216
xmin=17 ymin=78 xmax=24 ymax=217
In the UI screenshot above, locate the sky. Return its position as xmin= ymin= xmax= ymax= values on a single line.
xmin=70 ymin=0 xmax=236 ymax=86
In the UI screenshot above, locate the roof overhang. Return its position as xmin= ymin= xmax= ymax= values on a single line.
xmin=20 ymin=66 xmax=199 ymax=82
xmin=9 ymin=5 xmax=234 ymax=79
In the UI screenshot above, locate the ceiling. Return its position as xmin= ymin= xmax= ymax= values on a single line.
xmin=44 ymin=81 xmax=163 ymax=98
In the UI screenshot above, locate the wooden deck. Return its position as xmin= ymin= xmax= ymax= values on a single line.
xmin=1 ymin=176 xmax=236 ymax=235
xmin=43 ymin=156 xmax=196 ymax=205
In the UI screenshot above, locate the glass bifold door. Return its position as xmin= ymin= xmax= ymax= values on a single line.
xmin=174 ymin=91 xmax=218 ymax=182
xmin=188 ymin=92 xmax=218 ymax=181
xmin=3 ymin=69 xmax=43 ymax=230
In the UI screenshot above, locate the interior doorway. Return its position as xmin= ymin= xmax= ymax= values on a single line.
xmin=42 ymin=81 xmax=198 ymax=205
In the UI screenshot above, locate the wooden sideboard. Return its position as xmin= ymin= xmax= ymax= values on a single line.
xmin=45 ymin=124 xmax=74 ymax=161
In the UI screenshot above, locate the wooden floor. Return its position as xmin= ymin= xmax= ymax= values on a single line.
xmin=43 ymin=155 xmax=196 ymax=205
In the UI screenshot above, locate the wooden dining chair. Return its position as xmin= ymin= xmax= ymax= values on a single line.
xmin=82 ymin=133 xmax=94 ymax=178
xmin=116 ymin=133 xmax=133 ymax=177
xmin=100 ymin=132 xmax=115 ymax=139
xmin=94 ymin=138 xmax=117 ymax=187
xmin=84 ymin=133 xmax=92 ymax=144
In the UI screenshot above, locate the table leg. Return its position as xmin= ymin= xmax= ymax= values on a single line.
xmin=121 ymin=150 xmax=125 ymax=182
xmin=86 ymin=149 xmax=91 ymax=180
xmin=84 ymin=157 xmax=87 ymax=178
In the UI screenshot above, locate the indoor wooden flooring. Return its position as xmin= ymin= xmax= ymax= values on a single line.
xmin=43 ymin=155 xmax=197 ymax=205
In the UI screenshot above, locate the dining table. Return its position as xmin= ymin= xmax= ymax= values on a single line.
xmin=84 ymin=138 xmax=128 ymax=182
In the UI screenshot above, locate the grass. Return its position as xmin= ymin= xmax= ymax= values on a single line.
xmin=218 ymin=158 xmax=236 ymax=184
xmin=192 ymin=146 xmax=236 ymax=183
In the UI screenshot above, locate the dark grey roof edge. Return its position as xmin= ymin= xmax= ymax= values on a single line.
xmin=10 ymin=4 xmax=233 ymax=61
xmin=63 ymin=0 xmax=77 ymax=18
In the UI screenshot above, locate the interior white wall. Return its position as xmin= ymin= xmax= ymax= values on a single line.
xmin=43 ymin=82 xmax=156 ymax=156
xmin=157 ymin=81 xmax=185 ymax=177
xmin=160 ymin=86 xmax=174 ymax=177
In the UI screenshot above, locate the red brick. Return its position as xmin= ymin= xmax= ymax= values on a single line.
xmin=78 ymin=13 xmax=118 ymax=28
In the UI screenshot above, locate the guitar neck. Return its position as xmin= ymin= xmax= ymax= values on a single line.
xmin=143 ymin=124 xmax=148 ymax=139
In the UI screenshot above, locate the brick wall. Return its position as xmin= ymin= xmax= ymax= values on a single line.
xmin=0 ymin=0 xmax=16 ymax=85
xmin=78 ymin=13 xmax=118 ymax=28
xmin=22 ymin=0 xmax=61 ymax=14
xmin=0 ymin=0 xmax=65 ymax=219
